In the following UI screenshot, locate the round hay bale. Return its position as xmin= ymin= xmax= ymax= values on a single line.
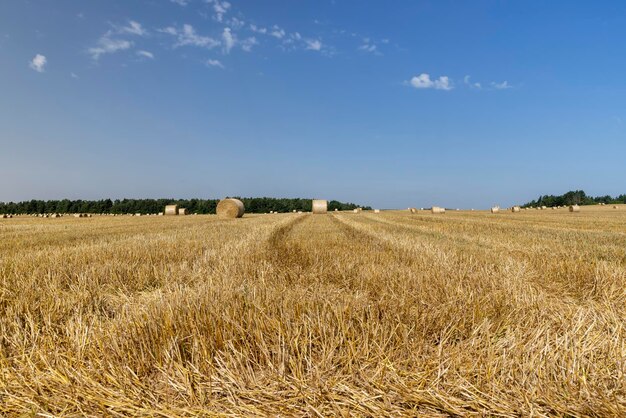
xmin=511 ymin=206 xmax=521 ymax=213
xmin=1 ymin=214 xmax=7 ymax=219
xmin=353 ymin=209 xmax=359 ymax=213
xmin=374 ymin=209 xmax=380 ymax=214
xmin=613 ymin=205 xmax=618 ymax=209
xmin=491 ymin=207 xmax=500 ymax=214
xmin=431 ymin=206 xmax=445 ymax=214
xmin=312 ymin=199 xmax=328 ymax=214
xmin=178 ymin=208 xmax=187 ymax=216
xmin=410 ymin=208 xmax=417 ymax=214
xmin=569 ymin=205 xmax=580 ymax=213
xmin=164 ymin=205 xmax=178 ymax=216
xmin=217 ymin=198 xmax=245 ymax=218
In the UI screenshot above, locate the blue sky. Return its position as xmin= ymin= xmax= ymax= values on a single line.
xmin=1 ymin=1 xmax=625 ymax=209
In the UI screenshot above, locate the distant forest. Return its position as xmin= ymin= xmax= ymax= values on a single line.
xmin=0 ymin=198 xmax=370 ymax=215
xmin=522 ymin=190 xmax=626 ymax=208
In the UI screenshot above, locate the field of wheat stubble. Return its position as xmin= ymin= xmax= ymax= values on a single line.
xmin=0 ymin=207 xmax=624 ymax=416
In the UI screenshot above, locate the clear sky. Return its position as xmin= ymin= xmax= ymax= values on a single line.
xmin=1 ymin=1 xmax=625 ymax=209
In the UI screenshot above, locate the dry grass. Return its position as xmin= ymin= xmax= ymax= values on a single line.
xmin=0 ymin=206 xmax=625 ymax=416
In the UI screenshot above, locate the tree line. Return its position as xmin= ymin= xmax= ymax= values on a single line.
xmin=0 ymin=197 xmax=370 ymax=215
xmin=522 ymin=190 xmax=626 ymax=208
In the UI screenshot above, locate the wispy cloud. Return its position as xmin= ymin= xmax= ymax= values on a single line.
xmin=170 ymin=0 xmax=189 ymax=5
xmin=358 ymin=38 xmax=381 ymax=54
xmin=119 ymin=21 xmax=147 ymax=36
xmin=137 ymin=50 xmax=154 ymax=59
xmin=305 ymin=39 xmax=322 ymax=51
xmin=222 ymin=28 xmax=235 ymax=53
xmin=206 ymin=0 xmax=231 ymax=22
xmin=270 ymin=25 xmax=286 ymax=39
xmin=89 ymin=37 xmax=132 ymax=60
xmin=88 ymin=20 xmax=146 ymax=60
xmin=29 ymin=54 xmax=47 ymax=72
xmin=240 ymin=36 xmax=258 ymax=52
xmin=206 ymin=59 xmax=224 ymax=68
xmin=161 ymin=24 xmax=220 ymax=49
xmin=250 ymin=24 xmax=267 ymax=34
xmin=409 ymin=73 xmax=452 ymax=91
xmin=491 ymin=80 xmax=512 ymax=89
xmin=464 ymin=75 xmax=481 ymax=89
xmin=358 ymin=43 xmax=377 ymax=53
xmin=228 ymin=17 xmax=245 ymax=30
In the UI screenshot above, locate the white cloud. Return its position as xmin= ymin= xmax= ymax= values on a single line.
xmin=270 ymin=25 xmax=286 ymax=39
xmin=250 ymin=24 xmax=267 ymax=34
xmin=409 ymin=73 xmax=453 ymax=90
xmin=222 ymin=27 xmax=235 ymax=53
xmin=89 ymin=37 xmax=132 ymax=60
xmin=305 ymin=39 xmax=322 ymax=51
xmin=358 ymin=43 xmax=377 ymax=53
xmin=171 ymin=0 xmax=189 ymax=5
xmin=119 ymin=21 xmax=147 ymax=36
xmin=228 ymin=17 xmax=245 ymax=29
xmin=241 ymin=36 xmax=258 ymax=52
xmin=88 ymin=21 xmax=146 ymax=61
xmin=71 ymin=72 xmax=79 ymax=78
xmin=137 ymin=50 xmax=154 ymax=59
xmin=492 ymin=80 xmax=512 ymax=89
xmin=29 ymin=54 xmax=47 ymax=72
xmin=206 ymin=0 xmax=231 ymax=22
xmin=159 ymin=26 xmax=178 ymax=36
xmin=162 ymin=24 xmax=220 ymax=49
xmin=206 ymin=59 xmax=224 ymax=68
xmin=464 ymin=75 xmax=481 ymax=89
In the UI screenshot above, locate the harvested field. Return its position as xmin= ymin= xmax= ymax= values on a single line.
xmin=0 ymin=206 xmax=625 ymax=416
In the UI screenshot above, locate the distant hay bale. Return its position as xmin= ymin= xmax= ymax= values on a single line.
xmin=73 ymin=214 xmax=81 ymax=218
xmin=552 ymin=207 xmax=556 ymax=210
xmin=164 ymin=205 xmax=178 ymax=216
xmin=541 ymin=206 xmax=547 ymax=210
xmin=353 ymin=209 xmax=359 ymax=213
xmin=293 ymin=210 xmax=297 ymax=213
xmin=613 ymin=205 xmax=619 ymax=209
xmin=51 ymin=213 xmax=60 ymax=218
xmin=511 ymin=206 xmax=521 ymax=213
xmin=312 ymin=199 xmax=328 ymax=214
xmin=135 ymin=213 xmax=142 ymax=217
xmin=569 ymin=205 xmax=580 ymax=212
xmin=334 ymin=208 xmax=338 ymax=211
xmin=410 ymin=208 xmax=417 ymax=214
xmin=297 ymin=211 xmax=302 ymax=214
xmin=374 ymin=209 xmax=380 ymax=213
xmin=1 ymin=214 xmax=7 ymax=219
xmin=431 ymin=206 xmax=445 ymax=214
xmin=217 ymin=198 xmax=245 ymax=218
xmin=158 ymin=212 xmax=163 ymax=216
xmin=491 ymin=207 xmax=500 ymax=213
xmin=178 ymin=208 xmax=187 ymax=216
